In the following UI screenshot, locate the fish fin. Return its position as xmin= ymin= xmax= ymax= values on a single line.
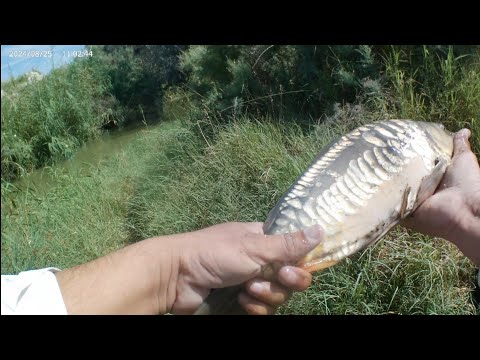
xmin=298 ymin=259 xmax=339 ymax=273
xmin=400 ymin=186 xmax=411 ymax=219
xmin=414 ymin=158 xmax=448 ymax=207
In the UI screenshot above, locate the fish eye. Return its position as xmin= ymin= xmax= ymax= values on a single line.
xmin=434 ymin=158 xmax=440 ymax=166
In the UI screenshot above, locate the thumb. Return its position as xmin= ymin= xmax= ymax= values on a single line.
xmin=246 ymin=224 xmax=325 ymax=266
xmin=453 ymin=128 xmax=472 ymax=157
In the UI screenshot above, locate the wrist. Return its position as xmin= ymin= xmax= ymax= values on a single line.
xmin=141 ymin=236 xmax=182 ymax=314
xmin=55 ymin=236 xmax=182 ymax=315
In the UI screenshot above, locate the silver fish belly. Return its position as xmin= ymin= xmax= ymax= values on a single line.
xmin=264 ymin=119 xmax=454 ymax=271
xmin=194 ymin=119 xmax=454 ymax=314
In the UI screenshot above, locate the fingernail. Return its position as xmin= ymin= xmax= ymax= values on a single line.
xmin=281 ymin=266 xmax=301 ymax=284
xmin=455 ymin=129 xmax=471 ymax=154
xmin=250 ymin=281 xmax=264 ymax=295
xmin=303 ymin=225 xmax=323 ymax=246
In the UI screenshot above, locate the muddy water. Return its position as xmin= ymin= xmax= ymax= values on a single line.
xmin=12 ymin=126 xmax=147 ymax=195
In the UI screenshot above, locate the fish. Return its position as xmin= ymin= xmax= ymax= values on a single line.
xmin=194 ymin=119 xmax=454 ymax=315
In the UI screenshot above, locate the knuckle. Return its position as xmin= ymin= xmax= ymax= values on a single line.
xmin=282 ymin=232 xmax=300 ymax=260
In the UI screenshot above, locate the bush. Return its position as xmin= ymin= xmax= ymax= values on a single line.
xmin=89 ymin=45 xmax=187 ymax=125
xmin=180 ymin=45 xmax=384 ymax=121
xmin=1 ymin=59 xmax=112 ymax=181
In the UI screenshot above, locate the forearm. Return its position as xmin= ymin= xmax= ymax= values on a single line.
xmin=55 ymin=237 xmax=181 ymax=314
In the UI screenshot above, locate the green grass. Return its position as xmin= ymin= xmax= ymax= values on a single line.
xmin=1 ymin=129 xmax=143 ymax=273
xmin=279 ymin=231 xmax=475 ymax=314
xmin=2 ymin=115 xmax=477 ymax=314
xmin=380 ymin=46 xmax=480 ymax=155
xmin=2 ymin=46 xmax=479 ymax=314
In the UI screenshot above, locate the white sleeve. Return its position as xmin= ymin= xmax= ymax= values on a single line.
xmin=1 ymin=268 xmax=68 ymax=315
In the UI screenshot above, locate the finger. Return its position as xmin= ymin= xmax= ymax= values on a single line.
xmin=238 ymin=291 xmax=276 ymax=315
xmin=443 ymin=128 xmax=479 ymax=187
xmin=453 ymin=129 xmax=472 ymax=157
xmin=245 ymin=278 xmax=292 ymax=306
xmin=246 ymin=224 xmax=325 ymax=265
xmin=277 ymin=266 xmax=313 ymax=291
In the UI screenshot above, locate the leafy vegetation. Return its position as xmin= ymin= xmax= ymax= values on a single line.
xmin=2 ymin=45 xmax=479 ymax=314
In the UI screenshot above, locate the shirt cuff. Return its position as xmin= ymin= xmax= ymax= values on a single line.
xmin=1 ymin=267 xmax=68 ymax=315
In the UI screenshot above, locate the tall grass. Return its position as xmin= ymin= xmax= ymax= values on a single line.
xmin=1 ymin=59 xmax=114 ymax=183
xmin=381 ymin=46 xmax=480 ymax=153
xmin=1 ymin=46 xmax=479 ymax=314
xmin=1 ymin=126 xmax=153 ymax=273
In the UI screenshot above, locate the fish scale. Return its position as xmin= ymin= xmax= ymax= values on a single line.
xmin=194 ymin=120 xmax=454 ymax=315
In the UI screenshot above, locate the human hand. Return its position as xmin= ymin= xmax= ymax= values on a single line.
xmin=170 ymin=222 xmax=324 ymax=315
xmin=403 ymin=129 xmax=480 ymax=265
xmin=54 ymin=221 xmax=323 ymax=315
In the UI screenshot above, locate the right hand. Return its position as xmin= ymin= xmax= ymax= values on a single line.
xmin=170 ymin=222 xmax=324 ymax=315
xmin=402 ymin=129 xmax=480 ymax=265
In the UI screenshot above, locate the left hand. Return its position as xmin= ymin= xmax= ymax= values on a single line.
xmin=171 ymin=222 xmax=324 ymax=315
xmin=402 ymin=129 xmax=480 ymax=265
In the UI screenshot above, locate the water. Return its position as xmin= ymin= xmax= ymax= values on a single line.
xmin=11 ymin=125 xmax=146 ymax=196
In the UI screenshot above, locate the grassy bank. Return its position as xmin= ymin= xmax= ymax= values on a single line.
xmin=1 ymin=115 xmax=477 ymax=314
xmin=2 ymin=45 xmax=479 ymax=314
